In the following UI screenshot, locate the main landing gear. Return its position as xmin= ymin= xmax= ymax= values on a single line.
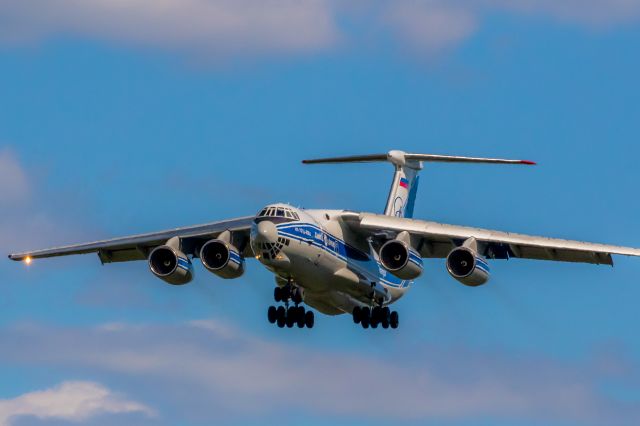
xmin=267 ymin=284 xmax=314 ymax=329
xmin=352 ymin=306 xmax=399 ymax=329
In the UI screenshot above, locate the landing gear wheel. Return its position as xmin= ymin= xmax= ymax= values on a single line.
xmin=352 ymin=307 xmax=361 ymax=324
xmin=267 ymin=306 xmax=277 ymax=324
xmin=276 ymin=306 xmax=286 ymax=328
xmin=292 ymin=288 xmax=303 ymax=305
xmin=390 ymin=311 xmax=399 ymax=329
xmin=371 ymin=306 xmax=382 ymax=328
xmin=381 ymin=307 xmax=390 ymax=329
xmin=286 ymin=308 xmax=295 ymax=328
xmin=360 ymin=308 xmax=370 ymax=329
xmin=281 ymin=286 xmax=291 ymax=301
xmin=274 ymin=287 xmax=282 ymax=303
xmin=304 ymin=311 xmax=315 ymax=329
xmin=296 ymin=306 xmax=306 ymax=328
xmin=361 ymin=317 xmax=370 ymax=329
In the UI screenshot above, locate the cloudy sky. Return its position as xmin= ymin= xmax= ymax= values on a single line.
xmin=1 ymin=1 xmax=640 ymax=425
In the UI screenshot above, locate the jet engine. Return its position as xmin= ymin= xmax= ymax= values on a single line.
xmin=200 ymin=239 xmax=245 ymax=279
xmin=446 ymin=247 xmax=490 ymax=286
xmin=379 ymin=239 xmax=423 ymax=280
xmin=148 ymin=245 xmax=194 ymax=285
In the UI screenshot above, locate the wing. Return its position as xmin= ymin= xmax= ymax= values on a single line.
xmin=8 ymin=216 xmax=255 ymax=263
xmin=342 ymin=213 xmax=640 ymax=265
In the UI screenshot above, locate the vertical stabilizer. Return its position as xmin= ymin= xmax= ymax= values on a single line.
xmin=383 ymin=151 xmax=422 ymax=218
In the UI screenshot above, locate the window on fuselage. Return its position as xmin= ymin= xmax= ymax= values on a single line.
xmin=276 ymin=208 xmax=285 ymax=217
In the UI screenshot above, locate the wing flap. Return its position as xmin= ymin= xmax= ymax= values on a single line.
xmin=348 ymin=213 xmax=639 ymax=265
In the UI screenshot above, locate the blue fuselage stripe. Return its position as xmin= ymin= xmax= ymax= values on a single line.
xmin=277 ymin=223 xmax=415 ymax=288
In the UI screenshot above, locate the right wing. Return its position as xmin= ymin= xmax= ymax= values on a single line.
xmin=342 ymin=212 xmax=640 ymax=265
xmin=8 ymin=216 xmax=255 ymax=263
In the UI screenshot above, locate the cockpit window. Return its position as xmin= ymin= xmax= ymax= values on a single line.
xmin=256 ymin=206 xmax=299 ymax=221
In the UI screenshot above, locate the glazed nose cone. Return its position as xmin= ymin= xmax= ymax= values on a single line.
xmin=254 ymin=220 xmax=278 ymax=243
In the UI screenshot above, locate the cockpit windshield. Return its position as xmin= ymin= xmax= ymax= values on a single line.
xmin=256 ymin=206 xmax=300 ymax=221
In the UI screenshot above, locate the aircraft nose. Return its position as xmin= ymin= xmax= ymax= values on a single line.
xmin=254 ymin=220 xmax=278 ymax=243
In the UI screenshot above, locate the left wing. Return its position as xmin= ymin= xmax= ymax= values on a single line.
xmin=8 ymin=216 xmax=255 ymax=263
xmin=342 ymin=213 xmax=640 ymax=265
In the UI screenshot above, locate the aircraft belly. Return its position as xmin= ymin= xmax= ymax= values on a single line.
xmin=274 ymin=220 xmax=411 ymax=314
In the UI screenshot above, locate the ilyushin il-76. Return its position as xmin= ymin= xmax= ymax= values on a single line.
xmin=10 ymin=151 xmax=640 ymax=330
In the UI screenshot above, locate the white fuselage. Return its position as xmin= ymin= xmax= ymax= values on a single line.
xmin=250 ymin=204 xmax=412 ymax=315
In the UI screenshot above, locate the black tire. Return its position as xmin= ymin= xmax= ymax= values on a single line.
xmin=361 ymin=307 xmax=371 ymax=324
xmin=390 ymin=311 xmax=399 ymax=329
xmin=276 ymin=307 xmax=286 ymax=328
xmin=371 ymin=306 xmax=382 ymax=327
xmin=381 ymin=307 xmax=390 ymax=329
xmin=305 ymin=310 xmax=315 ymax=329
xmin=293 ymin=288 xmax=303 ymax=305
xmin=352 ymin=307 xmax=361 ymax=324
xmin=372 ymin=306 xmax=381 ymax=320
xmin=361 ymin=308 xmax=370 ymax=329
xmin=296 ymin=307 xmax=306 ymax=328
xmin=274 ymin=287 xmax=281 ymax=303
xmin=268 ymin=306 xmax=277 ymax=324
xmin=361 ymin=317 xmax=369 ymax=329
xmin=281 ymin=286 xmax=290 ymax=301
xmin=286 ymin=308 xmax=295 ymax=328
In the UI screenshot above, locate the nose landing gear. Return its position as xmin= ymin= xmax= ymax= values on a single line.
xmin=267 ymin=283 xmax=314 ymax=329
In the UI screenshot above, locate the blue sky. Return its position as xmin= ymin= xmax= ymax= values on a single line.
xmin=1 ymin=1 xmax=640 ymax=425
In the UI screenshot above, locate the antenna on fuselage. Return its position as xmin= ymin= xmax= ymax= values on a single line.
xmin=302 ymin=150 xmax=536 ymax=218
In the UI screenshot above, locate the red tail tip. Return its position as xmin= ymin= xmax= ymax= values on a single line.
xmin=520 ymin=160 xmax=537 ymax=165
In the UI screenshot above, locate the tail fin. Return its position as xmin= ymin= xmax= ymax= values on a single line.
xmin=302 ymin=150 xmax=535 ymax=218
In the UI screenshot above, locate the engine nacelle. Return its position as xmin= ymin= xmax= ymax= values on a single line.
xmin=446 ymin=247 xmax=490 ymax=287
xmin=379 ymin=239 xmax=423 ymax=280
xmin=148 ymin=245 xmax=194 ymax=285
xmin=200 ymin=239 xmax=245 ymax=279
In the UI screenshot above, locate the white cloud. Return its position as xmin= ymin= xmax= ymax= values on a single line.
xmin=0 ymin=0 xmax=339 ymax=56
xmin=495 ymin=0 xmax=640 ymax=27
xmin=0 ymin=149 xmax=29 ymax=205
xmin=1 ymin=0 xmax=639 ymax=58
xmin=0 ymin=381 xmax=155 ymax=426
xmin=385 ymin=1 xmax=478 ymax=53
xmin=1 ymin=320 xmax=638 ymax=424
xmin=0 ymin=145 xmax=96 ymax=256
xmin=381 ymin=0 xmax=640 ymax=53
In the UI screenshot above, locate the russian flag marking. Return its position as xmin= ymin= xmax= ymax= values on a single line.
xmin=399 ymin=177 xmax=409 ymax=189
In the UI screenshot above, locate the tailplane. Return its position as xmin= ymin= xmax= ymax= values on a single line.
xmin=302 ymin=150 xmax=535 ymax=218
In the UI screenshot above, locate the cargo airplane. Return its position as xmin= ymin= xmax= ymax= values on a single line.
xmin=9 ymin=151 xmax=640 ymax=329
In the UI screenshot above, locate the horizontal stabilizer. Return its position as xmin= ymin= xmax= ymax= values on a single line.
xmin=302 ymin=151 xmax=536 ymax=166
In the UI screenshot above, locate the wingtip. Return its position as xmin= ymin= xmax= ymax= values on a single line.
xmin=521 ymin=160 xmax=537 ymax=165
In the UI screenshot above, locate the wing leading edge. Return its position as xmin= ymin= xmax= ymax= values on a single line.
xmin=343 ymin=213 xmax=640 ymax=265
xmin=8 ymin=216 xmax=255 ymax=263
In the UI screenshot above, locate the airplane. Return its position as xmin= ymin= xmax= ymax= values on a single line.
xmin=9 ymin=150 xmax=640 ymax=330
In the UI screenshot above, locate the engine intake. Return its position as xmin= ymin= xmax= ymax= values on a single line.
xmin=379 ymin=240 xmax=423 ymax=280
xmin=200 ymin=239 xmax=245 ymax=279
xmin=148 ymin=245 xmax=193 ymax=285
xmin=446 ymin=247 xmax=490 ymax=287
